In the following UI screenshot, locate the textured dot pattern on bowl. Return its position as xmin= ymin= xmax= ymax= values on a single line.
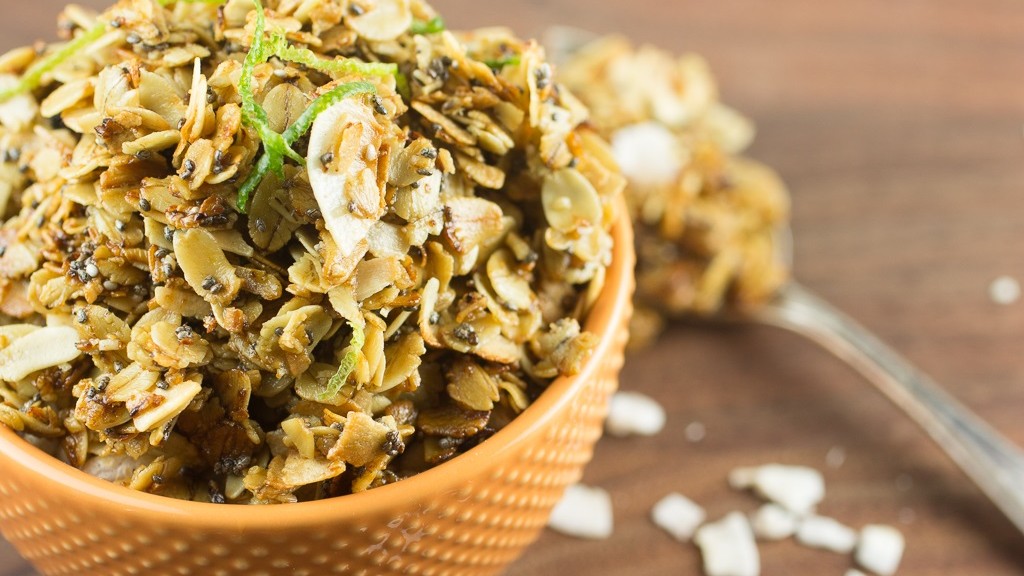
xmin=0 ymin=210 xmax=634 ymax=576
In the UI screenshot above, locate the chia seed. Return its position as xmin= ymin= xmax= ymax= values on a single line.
xmin=452 ymin=323 xmax=478 ymax=346
xmin=201 ymin=276 xmax=224 ymax=294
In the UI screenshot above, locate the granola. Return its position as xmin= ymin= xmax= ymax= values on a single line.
xmin=0 ymin=0 xmax=623 ymax=503
xmin=557 ymin=35 xmax=790 ymax=347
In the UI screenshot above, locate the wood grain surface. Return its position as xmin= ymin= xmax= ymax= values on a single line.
xmin=3 ymin=0 xmax=1024 ymax=574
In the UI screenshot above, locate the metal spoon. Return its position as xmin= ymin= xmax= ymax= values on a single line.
xmin=757 ymin=241 xmax=1024 ymax=533
xmin=544 ymin=25 xmax=1024 ymax=535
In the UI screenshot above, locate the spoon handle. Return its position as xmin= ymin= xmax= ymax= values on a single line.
xmin=755 ymin=282 xmax=1024 ymax=533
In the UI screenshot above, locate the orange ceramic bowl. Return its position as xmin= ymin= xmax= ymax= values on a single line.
xmin=0 ymin=207 xmax=634 ymax=576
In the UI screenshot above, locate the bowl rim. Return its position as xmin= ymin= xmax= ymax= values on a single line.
xmin=0 ymin=203 xmax=634 ymax=528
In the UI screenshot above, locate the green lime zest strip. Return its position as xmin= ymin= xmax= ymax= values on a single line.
xmin=318 ymin=322 xmax=365 ymax=401
xmin=409 ymin=16 xmax=445 ymax=35
xmin=237 ymin=0 xmax=303 ymax=208
xmin=236 ymin=80 xmax=376 ymax=211
xmin=483 ymin=54 xmax=521 ymax=70
xmin=281 ymin=81 xmax=375 ymax=143
xmin=267 ymin=31 xmax=396 ymax=79
xmin=239 ymin=0 xmax=300 ymax=171
xmin=0 ymin=22 xmax=106 ymax=103
xmin=236 ymin=0 xmax=381 ymax=211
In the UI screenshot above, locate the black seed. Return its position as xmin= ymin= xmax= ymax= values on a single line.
xmin=420 ymin=148 xmax=437 ymax=159
xmin=175 ymin=325 xmax=194 ymax=341
xmin=452 ymin=323 xmax=479 ymax=346
xmin=274 ymin=327 xmax=285 ymax=337
xmin=181 ymin=159 xmax=196 ymax=179
xmin=416 ymin=168 xmax=433 ymax=177
xmin=156 ymin=380 xmax=169 ymax=390
xmin=138 ymin=198 xmax=151 ymax=211
xmin=126 ymin=33 xmax=141 ymax=45
xmin=319 ymin=152 xmax=334 ymax=167
xmin=202 ymin=276 xmax=223 ymax=293
xmin=253 ymin=218 xmax=267 ymax=233
xmin=381 ymin=429 xmax=403 ymax=457
xmin=348 ymin=4 xmax=365 ymax=15
xmin=213 ymin=149 xmax=224 ymax=174
xmin=75 ymin=308 xmax=87 ymax=323
xmin=371 ymin=96 xmax=387 ymax=115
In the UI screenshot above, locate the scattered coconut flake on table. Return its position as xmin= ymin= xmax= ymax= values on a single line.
xmin=651 ymin=492 xmax=706 ymax=542
xmin=685 ymin=421 xmax=707 ymax=443
xmin=795 ymin=515 xmax=858 ymax=554
xmin=694 ymin=512 xmax=760 ymax=576
xmin=747 ymin=464 xmax=825 ymax=515
xmin=727 ymin=466 xmax=758 ymax=490
xmin=611 ymin=122 xmax=684 ymax=186
xmin=845 ymin=570 xmax=869 ymax=576
xmin=825 ymin=445 xmax=847 ymax=469
xmin=547 ymin=484 xmax=614 ymax=539
xmin=750 ymin=503 xmax=799 ymax=541
xmin=605 ymin=391 xmax=666 ymax=437
xmin=855 ymin=524 xmax=905 ymax=576
xmin=989 ymin=275 xmax=1021 ymax=305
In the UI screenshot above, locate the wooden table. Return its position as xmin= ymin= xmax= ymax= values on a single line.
xmin=3 ymin=0 xmax=1024 ymax=574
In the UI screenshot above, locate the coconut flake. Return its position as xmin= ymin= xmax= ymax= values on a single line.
xmin=306 ymin=99 xmax=386 ymax=260
xmin=547 ymin=483 xmax=613 ymax=539
xmin=651 ymin=492 xmax=706 ymax=542
xmin=694 ymin=512 xmax=760 ymax=576
xmin=727 ymin=466 xmax=759 ymax=490
xmin=749 ymin=464 xmax=825 ymax=515
xmin=605 ymin=390 xmax=666 ymax=437
xmin=0 ymin=325 xmax=81 ymax=382
xmin=611 ymin=122 xmax=683 ymax=186
xmin=855 ymin=524 xmax=905 ymax=576
xmin=989 ymin=275 xmax=1021 ymax=306
xmin=750 ymin=503 xmax=799 ymax=541
xmin=795 ymin=515 xmax=857 ymax=554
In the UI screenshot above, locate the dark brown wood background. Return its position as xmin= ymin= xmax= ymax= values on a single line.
xmin=3 ymin=0 xmax=1024 ymax=574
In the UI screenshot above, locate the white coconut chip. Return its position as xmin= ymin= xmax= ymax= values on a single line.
xmin=651 ymin=492 xmax=706 ymax=542
xmin=989 ymin=275 xmax=1021 ymax=306
xmin=547 ymin=483 xmax=614 ymax=540
xmin=611 ymin=122 xmax=684 ymax=187
xmin=748 ymin=464 xmax=825 ymax=515
xmin=694 ymin=512 xmax=760 ymax=576
xmin=605 ymin=391 xmax=666 ymax=437
xmin=844 ymin=570 xmax=869 ymax=576
xmin=795 ymin=515 xmax=858 ymax=554
xmin=727 ymin=466 xmax=759 ymax=491
xmin=750 ymin=503 xmax=799 ymax=541
xmin=855 ymin=524 xmax=905 ymax=576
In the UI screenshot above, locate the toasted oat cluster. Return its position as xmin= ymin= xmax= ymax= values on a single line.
xmin=0 ymin=0 xmax=623 ymax=503
xmin=557 ymin=36 xmax=790 ymax=346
